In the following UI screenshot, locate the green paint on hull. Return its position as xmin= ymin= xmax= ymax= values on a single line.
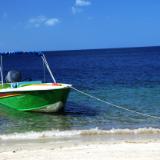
xmin=0 ymin=88 xmax=70 ymax=112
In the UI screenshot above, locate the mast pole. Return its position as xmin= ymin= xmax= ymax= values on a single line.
xmin=41 ymin=54 xmax=56 ymax=83
xmin=42 ymin=59 xmax=46 ymax=82
xmin=0 ymin=55 xmax=4 ymax=87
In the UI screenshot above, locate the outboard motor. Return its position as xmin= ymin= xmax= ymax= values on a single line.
xmin=5 ymin=70 xmax=22 ymax=83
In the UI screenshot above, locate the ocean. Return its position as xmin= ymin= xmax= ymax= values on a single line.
xmin=0 ymin=46 xmax=160 ymax=141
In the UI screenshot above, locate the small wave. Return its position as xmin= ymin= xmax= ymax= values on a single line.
xmin=0 ymin=127 xmax=160 ymax=141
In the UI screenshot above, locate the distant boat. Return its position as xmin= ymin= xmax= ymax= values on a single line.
xmin=0 ymin=52 xmax=71 ymax=113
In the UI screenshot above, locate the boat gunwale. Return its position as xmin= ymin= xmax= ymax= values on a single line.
xmin=0 ymin=83 xmax=72 ymax=93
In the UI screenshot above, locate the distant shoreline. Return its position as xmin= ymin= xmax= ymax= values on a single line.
xmin=45 ymin=45 xmax=160 ymax=53
xmin=2 ymin=45 xmax=160 ymax=54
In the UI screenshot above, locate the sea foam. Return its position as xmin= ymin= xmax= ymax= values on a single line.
xmin=0 ymin=127 xmax=160 ymax=141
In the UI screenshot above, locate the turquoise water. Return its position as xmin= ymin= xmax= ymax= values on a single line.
xmin=0 ymin=47 xmax=160 ymax=140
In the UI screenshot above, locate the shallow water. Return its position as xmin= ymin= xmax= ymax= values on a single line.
xmin=0 ymin=47 xmax=160 ymax=139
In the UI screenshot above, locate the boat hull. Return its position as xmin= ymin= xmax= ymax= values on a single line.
xmin=0 ymin=88 xmax=70 ymax=113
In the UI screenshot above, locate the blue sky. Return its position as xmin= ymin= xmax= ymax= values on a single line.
xmin=0 ymin=0 xmax=160 ymax=51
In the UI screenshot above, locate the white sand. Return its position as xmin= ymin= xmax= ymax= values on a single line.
xmin=0 ymin=141 xmax=160 ymax=160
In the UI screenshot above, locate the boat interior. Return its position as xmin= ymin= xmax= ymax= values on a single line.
xmin=0 ymin=72 xmax=64 ymax=91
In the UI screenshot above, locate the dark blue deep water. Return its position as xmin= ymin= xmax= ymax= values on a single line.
xmin=0 ymin=47 xmax=160 ymax=136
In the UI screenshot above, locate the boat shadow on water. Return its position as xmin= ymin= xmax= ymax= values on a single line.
xmin=64 ymin=101 xmax=99 ymax=117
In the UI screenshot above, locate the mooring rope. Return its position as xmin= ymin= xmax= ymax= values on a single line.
xmin=71 ymin=86 xmax=160 ymax=120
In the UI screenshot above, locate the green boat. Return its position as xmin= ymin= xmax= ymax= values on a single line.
xmin=0 ymin=52 xmax=71 ymax=113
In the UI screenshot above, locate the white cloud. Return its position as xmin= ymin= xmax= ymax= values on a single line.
xmin=72 ymin=6 xmax=82 ymax=14
xmin=28 ymin=16 xmax=60 ymax=28
xmin=45 ymin=18 xmax=60 ymax=26
xmin=72 ymin=0 xmax=91 ymax=14
xmin=76 ymin=0 xmax=91 ymax=6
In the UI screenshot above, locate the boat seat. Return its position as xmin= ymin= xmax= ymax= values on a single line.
xmin=10 ymin=81 xmax=42 ymax=88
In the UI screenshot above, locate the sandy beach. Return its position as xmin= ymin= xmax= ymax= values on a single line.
xmin=1 ymin=139 xmax=160 ymax=160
